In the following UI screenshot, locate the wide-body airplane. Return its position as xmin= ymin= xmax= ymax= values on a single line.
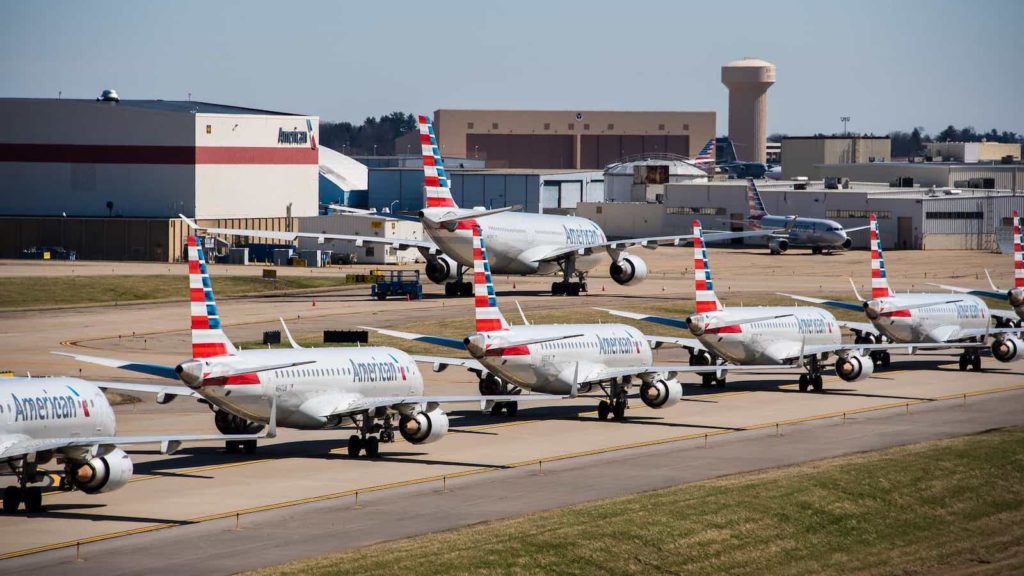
xmin=927 ymin=209 xmax=1023 ymax=326
xmin=58 ymin=235 xmax=559 ymax=458
xmin=0 ymin=376 xmax=261 ymax=513
xmin=187 ymin=116 xmax=772 ymax=297
xmin=744 ymin=179 xmax=868 ymax=255
xmin=781 ymin=214 xmax=1024 ymax=371
xmin=596 ymin=220 xmax=959 ymax=391
xmin=364 ymin=225 xmax=790 ymax=420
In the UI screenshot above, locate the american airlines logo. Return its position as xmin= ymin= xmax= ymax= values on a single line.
xmin=11 ymin=393 xmax=84 ymax=423
xmin=349 ymin=359 xmax=405 ymax=383
xmin=564 ymin=225 xmax=600 ymax=246
xmin=277 ymin=128 xmax=309 ymax=146
xmin=598 ymin=335 xmax=638 ymax=355
xmin=798 ymin=317 xmax=830 ymax=334
xmin=955 ymin=303 xmax=983 ymax=319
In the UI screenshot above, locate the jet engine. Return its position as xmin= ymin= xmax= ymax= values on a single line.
xmin=841 ymin=237 xmax=853 ymax=250
xmin=992 ymin=336 xmax=1024 ymax=363
xmin=769 ymin=238 xmax=789 ymax=254
xmin=835 ymin=354 xmax=874 ymax=382
xmin=71 ymin=448 xmax=133 ymax=494
xmin=425 ymin=255 xmax=459 ymax=284
xmin=639 ymin=378 xmax=683 ymax=409
xmin=1009 ymin=287 xmax=1023 ymax=309
xmin=609 ymin=255 xmax=648 ymax=286
xmin=399 ymin=407 xmax=449 ymax=444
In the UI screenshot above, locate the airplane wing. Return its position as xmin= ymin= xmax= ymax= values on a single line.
xmin=359 ymin=327 xmax=465 ymax=351
xmin=990 ymin=309 xmax=1023 ymax=323
xmin=533 ymin=230 xmax=775 ymax=262
xmin=86 ymin=380 xmax=199 ymax=399
xmin=584 ymin=363 xmax=796 ymax=383
xmin=0 ymin=432 xmax=263 ymax=460
xmin=411 ymin=355 xmax=485 ymax=372
xmin=838 ymin=321 xmax=879 ymax=337
xmin=594 ymin=308 xmax=689 ymax=330
xmin=844 ymin=225 xmax=871 ymax=233
xmin=180 ymin=216 xmax=438 ymax=252
xmin=777 ymin=293 xmax=866 ymax=313
xmin=797 ymin=341 xmax=987 ymax=360
xmin=646 ymin=335 xmax=707 ymax=352
xmin=927 ymin=282 xmax=1006 ymax=301
xmin=954 ymin=326 xmax=1024 ymax=340
xmin=51 ymin=351 xmax=179 ymax=380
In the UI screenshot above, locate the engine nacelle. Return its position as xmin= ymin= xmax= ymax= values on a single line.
xmin=425 ymin=255 xmax=459 ymax=284
xmin=399 ymin=407 xmax=449 ymax=444
xmin=835 ymin=354 xmax=874 ymax=382
xmin=1009 ymin=287 xmax=1023 ymax=309
xmin=992 ymin=336 xmax=1024 ymax=363
xmin=769 ymin=238 xmax=789 ymax=254
xmin=71 ymin=448 xmax=133 ymax=494
xmin=841 ymin=237 xmax=853 ymax=250
xmin=639 ymin=378 xmax=683 ymax=409
xmin=609 ymin=255 xmax=648 ymax=286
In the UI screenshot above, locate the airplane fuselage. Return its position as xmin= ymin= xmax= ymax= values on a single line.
xmin=195 ymin=347 xmax=424 ymax=430
xmin=695 ymin=307 xmax=841 ymax=364
xmin=0 ymin=378 xmax=116 ymax=461
xmin=867 ymin=294 xmax=990 ymax=343
xmin=752 ymin=215 xmax=851 ymax=250
xmin=425 ymin=209 xmax=607 ymax=275
xmin=474 ymin=324 xmax=653 ymax=394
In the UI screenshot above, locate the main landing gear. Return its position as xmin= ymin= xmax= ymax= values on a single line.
xmin=3 ymin=461 xmax=44 ymax=514
xmin=596 ymin=380 xmax=629 ymax=421
xmin=347 ymin=411 xmax=396 ymax=458
xmin=958 ymin=348 xmax=983 ymax=372
xmin=215 ymin=409 xmax=263 ymax=454
xmin=479 ymin=374 xmax=520 ymax=416
xmin=798 ymin=355 xmax=824 ymax=393
xmin=854 ymin=332 xmax=891 ymax=370
xmin=552 ymin=258 xmax=587 ymax=296
xmin=689 ymin=350 xmax=726 ymax=387
xmin=444 ymin=264 xmax=473 ymax=297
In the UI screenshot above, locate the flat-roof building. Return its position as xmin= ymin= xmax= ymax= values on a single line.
xmin=781 ymin=136 xmax=891 ymax=179
xmin=925 ymin=142 xmax=1021 ymax=163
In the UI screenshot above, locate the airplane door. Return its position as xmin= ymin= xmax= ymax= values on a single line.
xmin=897 ymin=217 xmax=914 ymax=249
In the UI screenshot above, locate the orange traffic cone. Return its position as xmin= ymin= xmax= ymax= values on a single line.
xmin=312 ymin=298 xmax=317 ymax=307
xmin=513 ymin=282 xmax=516 ymax=289
xmin=602 ymin=285 xmax=606 ymax=292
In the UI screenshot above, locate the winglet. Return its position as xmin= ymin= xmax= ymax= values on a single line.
xmin=848 ymin=278 xmax=865 ymax=303
xmin=984 ymin=269 xmax=1000 ymax=292
xmin=515 ymin=300 xmax=530 ymax=326
xmin=280 ymin=318 xmax=302 ymax=349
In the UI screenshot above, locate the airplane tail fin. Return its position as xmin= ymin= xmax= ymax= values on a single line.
xmin=746 ymin=178 xmax=768 ymax=219
xmin=418 ymin=115 xmax=458 ymax=209
xmin=1014 ymin=209 xmax=1023 ymax=289
xmin=187 ymin=235 xmax=237 ymax=358
xmin=693 ymin=220 xmax=724 ymax=313
xmin=471 ymin=225 xmax=510 ymax=332
xmin=693 ymin=139 xmax=715 ymax=165
xmin=869 ymin=214 xmax=892 ymax=298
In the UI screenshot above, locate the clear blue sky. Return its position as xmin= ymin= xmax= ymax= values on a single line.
xmin=2 ymin=0 xmax=1021 ymax=136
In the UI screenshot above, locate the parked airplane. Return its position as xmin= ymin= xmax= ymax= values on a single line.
xmin=691 ymin=138 xmax=715 ymax=169
xmin=363 ymin=225 xmax=791 ymax=420
xmin=927 ymin=209 xmax=1023 ymax=326
xmin=596 ymin=220 xmax=968 ymax=391
xmin=57 ymin=235 xmax=560 ymax=458
xmin=185 ymin=116 xmax=772 ymax=297
xmin=0 ymin=376 xmax=263 ymax=513
xmin=744 ymin=179 xmax=869 ymax=254
xmin=781 ymin=214 xmax=1024 ymax=371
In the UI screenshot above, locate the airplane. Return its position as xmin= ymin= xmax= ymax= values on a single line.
xmin=0 ymin=376 xmax=264 ymax=514
xmin=56 ymin=234 xmax=562 ymax=458
xmin=183 ymin=115 xmax=775 ymax=297
xmin=362 ymin=224 xmax=792 ymax=420
xmin=780 ymin=213 xmax=1024 ymax=372
xmin=595 ymin=220 xmax=965 ymax=391
xmin=926 ymin=209 xmax=1023 ymax=326
xmin=744 ymin=179 xmax=869 ymax=254
xmin=691 ymin=138 xmax=715 ymax=169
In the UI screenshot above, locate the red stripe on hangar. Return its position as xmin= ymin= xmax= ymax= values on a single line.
xmin=0 ymin=144 xmax=317 ymax=165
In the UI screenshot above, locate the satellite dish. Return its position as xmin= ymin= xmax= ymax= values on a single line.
xmin=99 ymin=89 xmax=120 ymax=102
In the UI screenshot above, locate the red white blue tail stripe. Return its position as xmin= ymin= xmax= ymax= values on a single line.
xmin=693 ymin=220 xmax=723 ymax=314
xmin=188 ymin=236 xmax=237 ymax=358
xmin=693 ymin=139 xmax=715 ymax=165
xmin=472 ymin=226 xmax=509 ymax=332
xmin=747 ymin=178 xmax=767 ymax=220
xmin=418 ymin=115 xmax=457 ymax=209
xmin=869 ymin=213 xmax=892 ymax=299
xmin=1014 ymin=209 xmax=1023 ymax=289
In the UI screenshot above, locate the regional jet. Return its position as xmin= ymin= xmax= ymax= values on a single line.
xmin=184 ymin=116 xmax=773 ymax=297
xmin=596 ymin=220 xmax=970 ymax=391
xmin=744 ymin=179 xmax=868 ymax=254
xmin=362 ymin=224 xmax=790 ymax=420
xmin=926 ymin=210 xmax=1023 ymax=325
xmin=57 ymin=235 xmax=561 ymax=458
xmin=781 ymin=214 xmax=1024 ymax=371
xmin=0 ymin=376 xmax=262 ymax=513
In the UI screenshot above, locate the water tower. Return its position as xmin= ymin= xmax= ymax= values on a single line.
xmin=721 ymin=58 xmax=775 ymax=163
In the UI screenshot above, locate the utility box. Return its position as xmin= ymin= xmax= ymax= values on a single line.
xmin=272 ymin=248 xmax=294 ymax=266
xmin=299 ymin=250 xmax=322 ymax=267
xmin=262 ymin=331 xmax=281 ymax=345
xmin=228 ymin=247 xmax=249 ymax=265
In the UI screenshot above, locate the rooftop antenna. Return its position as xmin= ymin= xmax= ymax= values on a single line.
xmin=58 ymin=90 xmax=61 ymax=100
xmin=188 ymin=92 xmax=192 ymax=102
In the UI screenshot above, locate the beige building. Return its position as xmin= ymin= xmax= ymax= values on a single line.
xmin=925 ymin=142 xmax=1021 ymax=163
xmin=415 ymin=109 xmax=715 ymax=170
xmin=781 ymin=136 xmax=891 ymax=179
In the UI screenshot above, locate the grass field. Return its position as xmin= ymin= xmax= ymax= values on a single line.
xmin=0 ymin=275 xmax=359 ymax=309
xmin=252 ymin=427 xmax=1024 ymax=576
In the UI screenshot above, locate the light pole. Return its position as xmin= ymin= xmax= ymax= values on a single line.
xmin=840 ymin=116 xmax=851 ymax=136
xmin=373 ymin=144 xmax=378 ymax=156
xmin=390 ymin=200 xmax=399 ymax=214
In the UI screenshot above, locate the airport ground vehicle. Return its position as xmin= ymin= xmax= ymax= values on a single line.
xmin=371 ymin=270 xmax=423 ymax=300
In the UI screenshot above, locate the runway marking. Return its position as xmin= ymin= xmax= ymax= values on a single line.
xmin=4 ymin=381 xmax=1023 ymax=563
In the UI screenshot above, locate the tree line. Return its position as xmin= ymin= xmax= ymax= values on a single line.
xmin=318 ymin=112 xmax=416 ymax=156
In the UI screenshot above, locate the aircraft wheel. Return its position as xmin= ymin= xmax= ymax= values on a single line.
xmin=551 ymin=282 xmax=565 ymax=296
xmin=701 ymin=374 xmax=715 ymax=386
xmin=958 ymin=355 xmax=968 ymax=371
xmin=23 ymin=487 xmax=42 ymax=513
xmin=971 ymin=354 xmax=982 ymax=371
xmin=490 ymin=402 xmax=504 ymax=416
xmin=812 ymin=375 xmax=823 ymax=392
xmin=241 ymin=440 xmax=257 ymax=454
xmin=567 ymin=283 xmax=581 ymax=297
xmin=715 ymin=376 xmax=727 ymax=388
xmin=597 ymin=400 xmax=610 ymax=420
xmin=880 ymin=352 xmax=891 ymax=369
xmin=347 ymin=435 xmax=363 ymax=458
xmin=364 ymin=436 xmax=380 ymax=458
xmin=798 ymin=374 xmax=809 ymax=392
xmin=612 ymin=395 xmax=627 ymax=420
xmin=505 ymin=402 xmax=518 ymax=417
xmin=2 ymin=486 xmax=22 ymax=514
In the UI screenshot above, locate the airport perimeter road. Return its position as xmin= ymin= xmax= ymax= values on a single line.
xmin=3 ymin=387 xmax=1022 ymax=575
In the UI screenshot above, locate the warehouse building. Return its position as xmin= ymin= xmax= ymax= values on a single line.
xmin=781 ymin=136 xmax=891 ymax=179
xmin=815 ymin=162 xmax=1024 ymax=193
xmin=576 ymin=180 xmax=1023 ymax=251
xmin=925 ymin=142 xmax=1021 ymax=163
xmin=393 ymin=109 xmax=716 ymax=170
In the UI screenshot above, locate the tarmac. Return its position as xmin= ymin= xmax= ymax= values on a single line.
xmin=0 ymin=247 xmax=1021 ymax=573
